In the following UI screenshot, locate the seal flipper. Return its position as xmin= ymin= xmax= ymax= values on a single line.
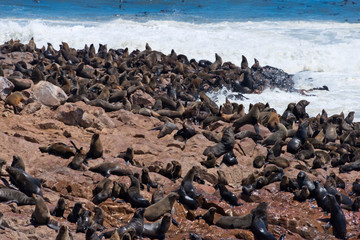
xmin=171 ymin=217 xmax=179 ymax=227
xmin=279 ymin=233 xmax=286 ymax=240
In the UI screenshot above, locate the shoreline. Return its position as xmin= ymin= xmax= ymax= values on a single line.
xmin=0 ymin=39 xmax=359 ymax=239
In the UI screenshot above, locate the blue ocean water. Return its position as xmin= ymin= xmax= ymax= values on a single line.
xmin=0 ymin=0 xmax=359 ymax=119
xmin=0 ymin=0 xmax=359 ymax=23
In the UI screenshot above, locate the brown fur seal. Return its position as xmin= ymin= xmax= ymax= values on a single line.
xmin=203 ymin=127 xmax=235 ymax=157
xmin=56 ymin=225 xmax=73 ymax=240
xmin=150 ymin=120 xmax=178 ymax=138
xmin=31 ymin=194 xmax=59 ymax=230
xmin=51 ymin=197 xmax=66 ymax=218
xmin=233 ymin=103 xmax=260 ymax=130
xmin=6 ymin=166 xmax=43 ymax=197
xmin=89 ymin=162 xmax=132 ymax=177
xmin=251 ymin=202 xmax=286 ymax=240
xmin=216 ymin=183 xmax=241 ymax=206
xmin=5 ymin=91 xmax=26 ymax=113
xmin=144 ymin=192 xmax=179 ymax=221
xmin=117 ymin=147 xmax=134 ymax=166
xmin=39 ymin=142 xmax=76 ymax=159
xmin=11 ymin=155 xmax=25 ymax=171
xmin=86 ymin=133 xmax=103 ymax=160
xmin=142 ymin=213 xmax=172 ymax=239
xmin=0 ymin=188 xmax=35 ymax=205
xmin=127 ymin=175 xmax=150 ymax=208
xmin=287 ymin=121 xmax=308 ymax=154
xmin=201 ymin=153 xmax=217 ymax=168
xmin=215 ymin=203 xmax=264 ymax=229
xmin=151 ymin=186 xmax=164 ymax=204
xmin=217 ymin=170 xmax=228 ymax=185
xmin=326 ymin=194 xmax=347 ymax=239
xmin=101 ymin=208 xmax=145 ymax=239
xmin=196 ymin=207 xmax=216 ymax=225
xmin=93 ymin=178 xmax=112 ymax=204
xmin=76 ymin=209 xmax=92 ymax=233
xmin=181 ymin=166 xmax=200 ymax=199
xmin=85 ymin=227 xmax=99 ymax=240
xmin=67 ymin=202 xmax=84 ymax=223
xmin=141 ymin=167 xmax=158 ymax=191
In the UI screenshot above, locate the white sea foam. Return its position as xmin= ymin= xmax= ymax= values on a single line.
xmin=0 ymin=18 xmax=359 ymax=119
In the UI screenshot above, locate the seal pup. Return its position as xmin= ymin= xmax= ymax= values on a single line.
xmin=181 ymin=166 xmax=200 ymax=199
xmin=144 ymin=192 xmax=179 ymax=221
xmin=151 ymin=185 xmax=164 ymax=204
xmin=118 ymin=147 xmax=134 ymax=166
xmin=68 ymin=141 xmax=87 ymax=171
xmin=142 ymin=213 xmax=172 ymax=240
xmin=0 ymin=188 xmax=35 ymax=205
xmin=220 ymin=151 xmax=238 ymax=166
xmin=141 ymin=167 xmax=158 ymax=191
xmin=293 ymin=185 xmax=310 ymax=202
xmin=215 ymin=183 xmax=242 ymax=206
xmin=86 ymin=133 xmax=103 ymax=160
xmin=76 ymin=209 xmax=92 ymax=233
xmin=4 ymin=91 xmax=26 ymax=114
xmin=56 ymin=225 xmax=73 ymax=240
xmin=101 ymin=208 xmax=145 ymax=239
xmin=31 ymin=194 xmax=59 ymax=230
xmin=127 ymin=175 xmax=150 ymax=208
xmin=92 ymin=178 xmax=112 ymax=204
xmin=200 ymin=153 xmax=217 ymax=168
xmin=51 ymin=197 xmax=66 ymax=218
xmin=232 ymin=103 xmax=260 ymax=131
xmin=67 ymin=202 xmax=84 ymax=223
xmin=174 ymin=120 xmax=197 ymax=142
xmin=296 ymin=171 xmax=315 ymax=195
xmin=217 ymin=170 xmax=228 ymax=185
xmin=195 ymin=207 xmax=216 ymax=225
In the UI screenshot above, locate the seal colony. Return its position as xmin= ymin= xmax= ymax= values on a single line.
xmin=0 ymin=39 xmax=358 ymax=239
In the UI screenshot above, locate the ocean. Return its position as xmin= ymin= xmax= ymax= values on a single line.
xmin=0 ymin=0 xmax=359 ymax=120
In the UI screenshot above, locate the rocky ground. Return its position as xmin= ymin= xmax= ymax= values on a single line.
xmin=0 ymin=40 xmax=359 ymax=240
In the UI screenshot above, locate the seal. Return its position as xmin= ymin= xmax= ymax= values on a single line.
xmin=220 ymin=151 xmax=238 ymax=166
xmin=217 ymin=170 xmax=228 ymax=185
xmin=151 ymin=186 xmax=164 ymax=204
xmin=92 ymin=179 xmax=112 ymax=204
xmin=195 ymin=207 xmax=216 ymax=225
xmin=68 ymin=141 xmax=87 ymax=171
xmin=181 ymin=166 xmax=200 ymax=199
xmin=39 ymin=142 xmax=76 ymax=159
xmin=31 ymin=194 xmax=59 ymax=230
xmin=85 ymin=227 xmax=99 ymax=240
xmin=11 ymin=155 xmax=25 ymax=171
xmin=200 ymin=153 xmax=217 ymax=168
xmin=127 ymin=175 xmax=150 ymax=208
xmin=51 ymin=197 xmax=66 ymax=218
xmin=141 ymin=167 xmax=158 ymax=191
xmin=118 ymin=147 xmax=134 ymax=166
xmin=287 ymin=121 xmax=308 ymax=154
xmin=101 ymin=208 xmax=145 ymax=239
xmin=351 ymin=179 xmax=360 ymax=196
xmin=67 ymin=202 xmax=84 ymax=223
xmin=174 ymin=120 xmax=197 ymax=142
xmin=0 ymin=188 xmax=35 ymax=205
xmin=86 ymin=133 xmax=103 ymax=160
xmin=92 ymin=206 xmax=105 ymax=231
xmin=251 ymin=202 xmax=286 ymax=240
xmin=76 ymin=209 xmax=92 ymax=233
xmin=232 ymin=103 xmax=260 ymax=130
xmin=326 ymin=194 xmax=346 ymax=239
xmin=177 ymin=185 xmax=198 ymax=210
xmin=215 ymin=183 xmax=241 ymax=206
xmin=296 ymin=171 xmax=315 ymax=195
xmin=89 ymin=162 xmax=132 ymax=177
xmin=144 ymin=192 xmax=179 ymax=221
xmin=203 ymin=127 xmax=236 ymax=158
xmin=4 ymin=91 xmax=26 ymax=114
xmin=6 ymin=166 xmax=43 ymax=197
xmin=293 ymin=185 xmax=310 ymax=202
xmin=142 ymin=213 xmax=172 ymax=240
xmin=56 ymin=225 xmax=73 ymax=240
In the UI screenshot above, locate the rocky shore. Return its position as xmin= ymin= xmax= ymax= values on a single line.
xmin=0 ymin=39 xmax=359 ymax=240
